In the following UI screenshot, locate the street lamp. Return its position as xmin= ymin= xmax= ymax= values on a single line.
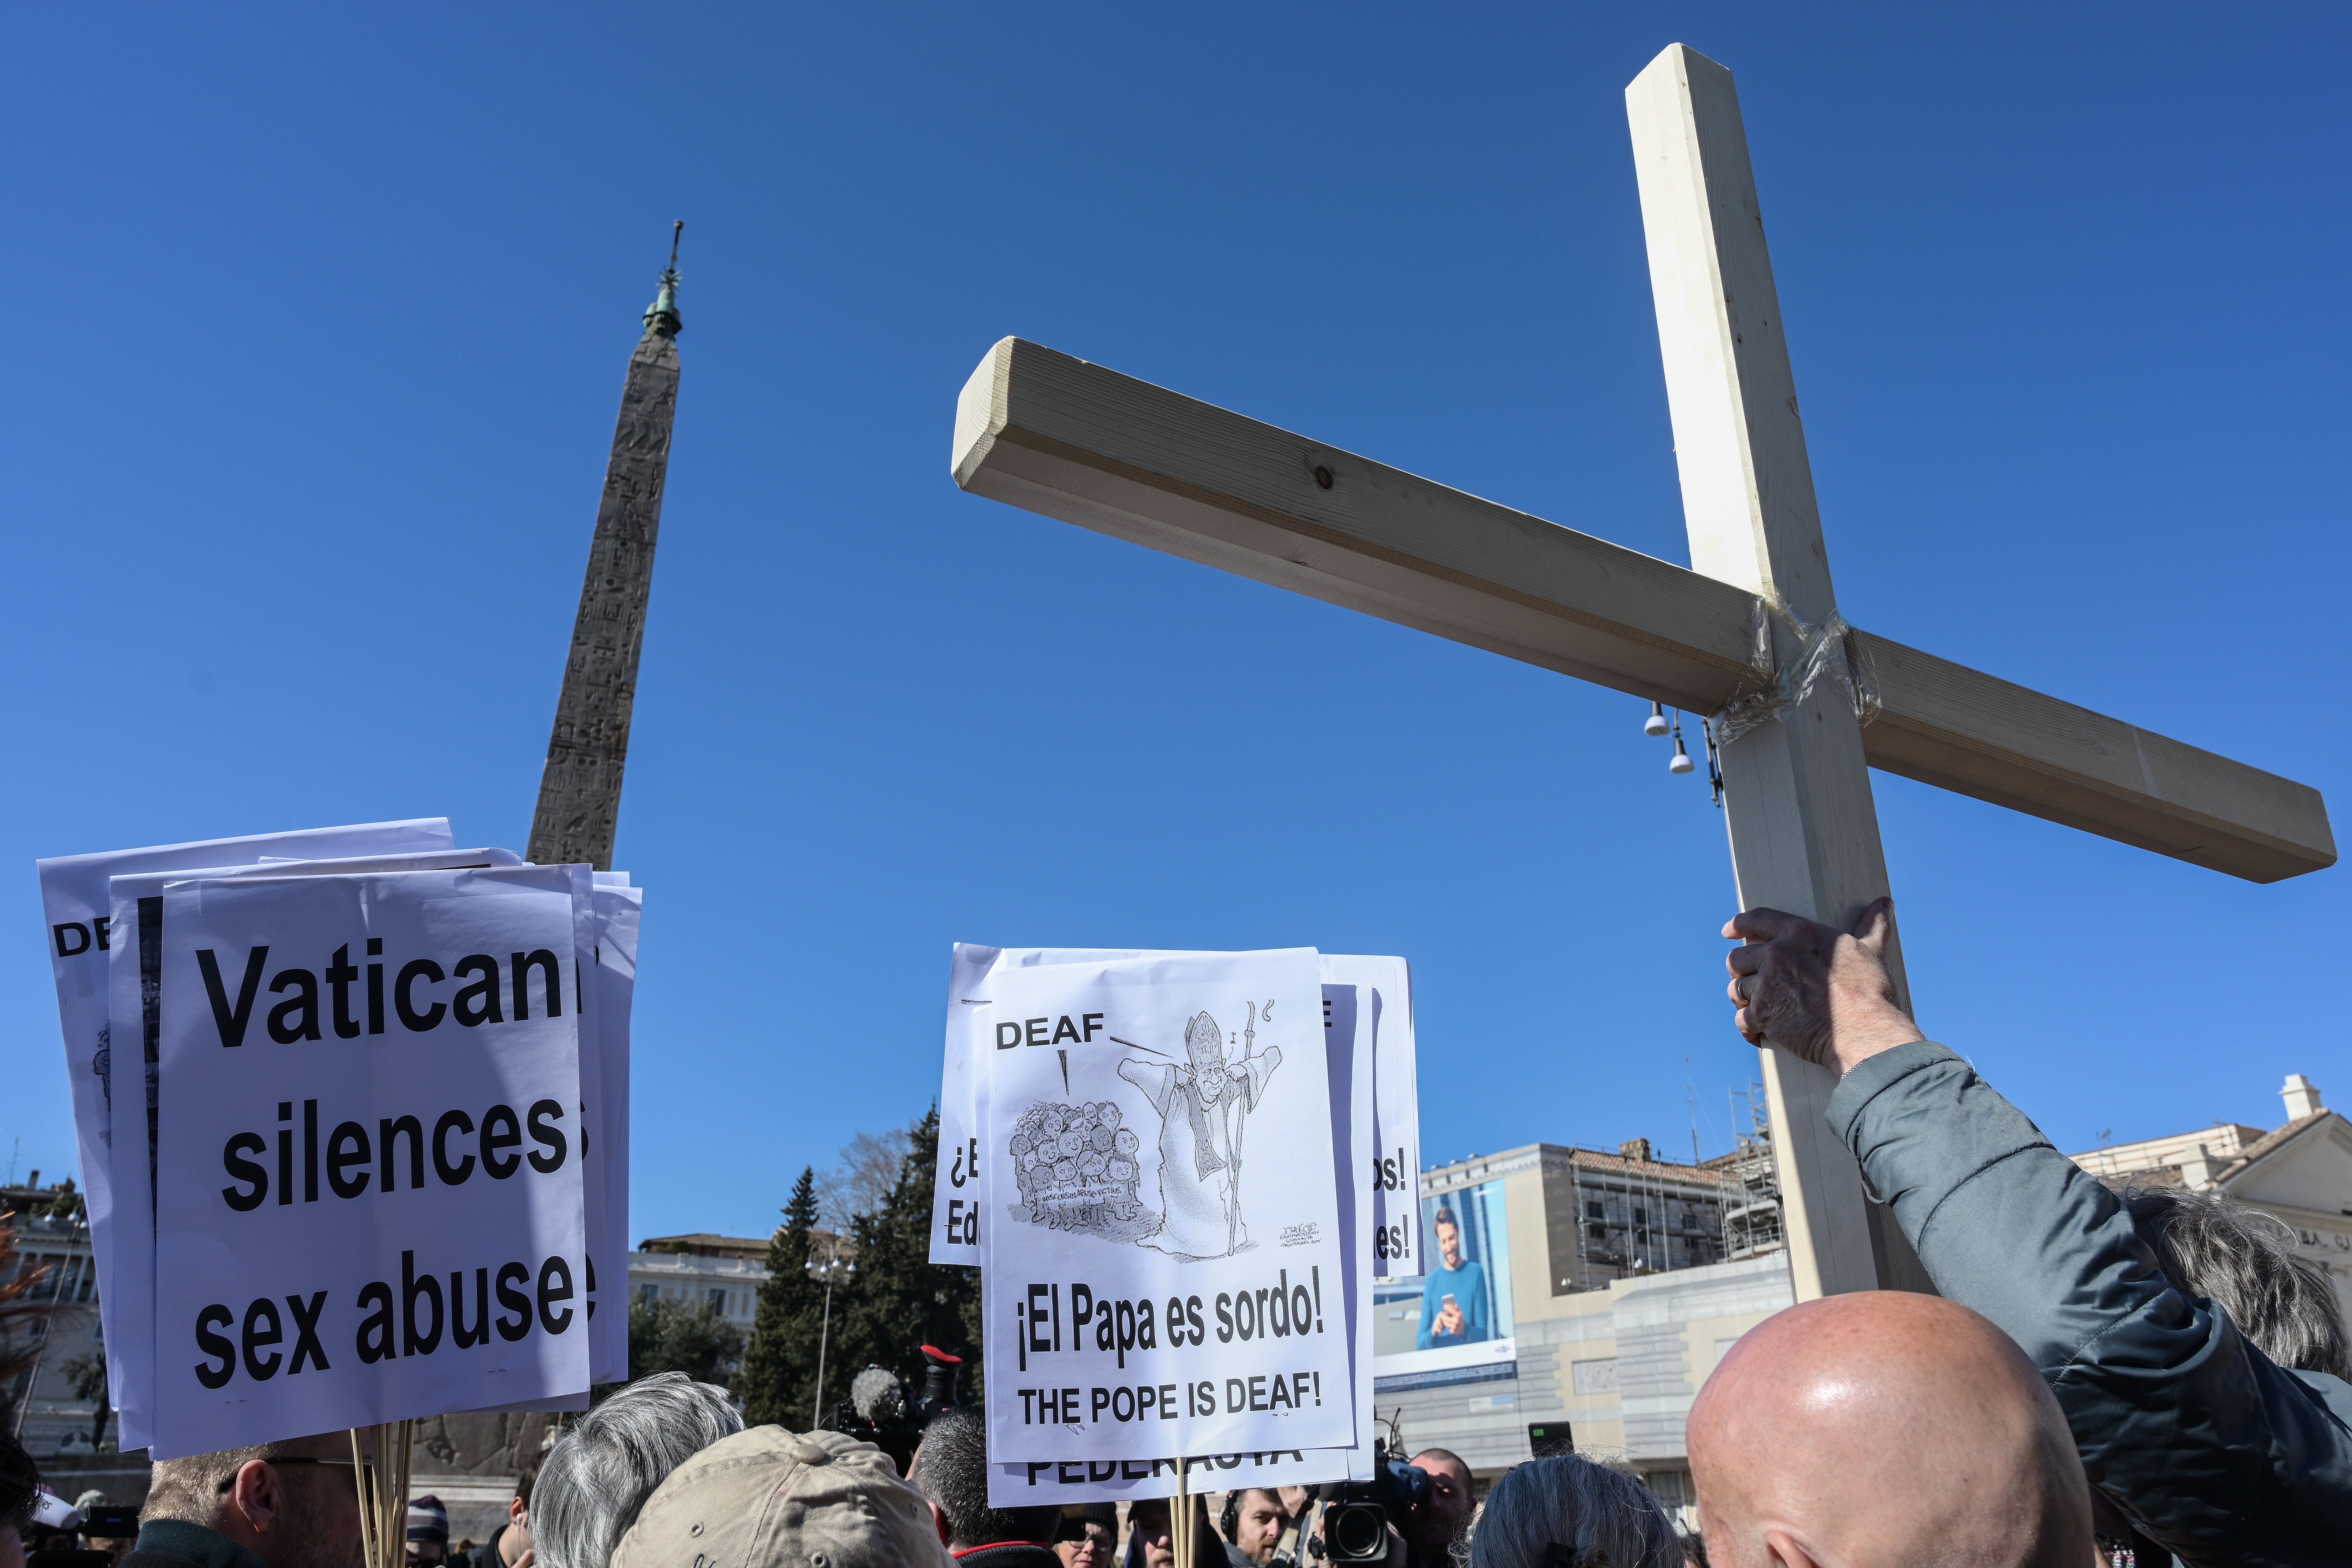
xmin=810 ymin=1240 xmax=851 ymax=1429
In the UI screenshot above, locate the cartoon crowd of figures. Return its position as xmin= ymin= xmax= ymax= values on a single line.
xmin=1012 ymin=1100 xmax=1145 ymax=1229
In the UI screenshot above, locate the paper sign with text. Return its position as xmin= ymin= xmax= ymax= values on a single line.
xmin=147 ymin=867 xmax=591 ymax=1457
xmin=992 ymin=1448 xmax=1354 ymax=1507
xmin=35 ymin=818 xmax=455 ymax=1422
xmin=104 ymin=850 xmax=560 ymax=1449
xmin=587 ymin=880 xmax=641 ymax=1384
xmin=985 ymin=980 xmax=1375 ymax=1503
xmin=935 ymin=950 xmax=1420 ymax=1280
xmin=980 ymin=950 xmax=1350 ymax=1461
xmin=1320 ymin=955 xmax=1420 ymax=1278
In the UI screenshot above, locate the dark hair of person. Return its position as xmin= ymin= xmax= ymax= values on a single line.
xmin=913 ymin=1406 xmax=1061 ymax=1549
xmin=513 ymin=1448 xmax=542 ymax=1510
xmin=1465 ymin=1457 xmax=1679 ymax=1568
xmin=2121 ymin=1183 xmax=2351 ymax=1379
xmin=0 ymin=1432 xmax=39 ymax=1535
xmin=1433 ymin=1208 xmax=1457 ymax=1230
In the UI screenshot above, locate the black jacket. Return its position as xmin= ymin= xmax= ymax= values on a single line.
xmin=952 ymin=1544 xmax=1061 ymax=1568
xmin=1830 ymin=1041 xmax=2352 ymax=1568
xmin=121 ymin=1520 xmax=271 ymax=1568
xmin=464 ymin=1529 xmax=511 ymax=1568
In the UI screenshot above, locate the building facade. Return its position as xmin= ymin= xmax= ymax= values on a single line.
xmin=1375 ymin=1142 xmax=1794 ymax=1522
xmin=626 ymin=1233 xmax=781 ymax=1330
xmin=2 ymin=1178 xmax=106 ymax=1460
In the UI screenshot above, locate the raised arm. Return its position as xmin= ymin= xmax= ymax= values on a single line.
xmin=1118 ymin=1057 xmax=1174 ymax=1116
xmin=1726 ymin=900 xmax=2352 ymax=1565
xmin=1237 ymin=1044 xmax=1281 ymax=1110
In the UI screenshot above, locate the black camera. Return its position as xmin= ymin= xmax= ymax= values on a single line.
xmin=1311 ymin=1447 xmax=1430 ymax=1566
xmin=80 ymin=1508 xmax=141 ymax=1541
xmin=829 ymin=1344 xmax=963 ymax=1472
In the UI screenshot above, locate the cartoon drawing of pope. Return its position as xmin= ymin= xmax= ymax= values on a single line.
xmin=1118 ymin=1006 xmax=1282 ymax=1259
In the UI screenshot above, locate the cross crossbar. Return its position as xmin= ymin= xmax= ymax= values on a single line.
xmin=952 ymin=336 xmax=2334 ymax=884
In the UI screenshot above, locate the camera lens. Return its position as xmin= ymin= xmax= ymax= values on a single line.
xmin=1328 ymin=1503 xmax=1389 ymax=1562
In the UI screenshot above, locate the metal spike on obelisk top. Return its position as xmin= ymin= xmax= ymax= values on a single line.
xmin=643 ymin=220 xmax=684 ymax=335
xmin=526 ymin=224 xmax=687 ymax=870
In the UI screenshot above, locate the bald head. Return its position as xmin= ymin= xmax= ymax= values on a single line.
xmin=1689 ymin=1293 xmax=2089 ymax=1568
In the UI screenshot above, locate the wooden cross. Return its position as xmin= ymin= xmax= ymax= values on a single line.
xmin=946 ymin=43 xmax=2336 ymax=1299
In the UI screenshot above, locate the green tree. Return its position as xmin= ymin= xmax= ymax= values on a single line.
xmin=736 ymin=1166 xmax=829 ymax=1426
xmin=62 ymin=1350 xmax=109 ymax=1450
xmin=627 ymin=1298 xmax=747 ymax=1388
xmin=830 ymin=1107 xmax=983 ymax=1403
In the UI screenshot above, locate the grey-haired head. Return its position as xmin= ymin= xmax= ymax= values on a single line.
xmin=533 ymin=1371 xmax=744 ymax=1568
xmin=2121 ymin=1182 xmax=2350 ymax=1380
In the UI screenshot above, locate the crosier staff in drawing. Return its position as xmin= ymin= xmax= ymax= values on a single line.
xmin=1119 ymin=1007 xmax=1281 ymax=1260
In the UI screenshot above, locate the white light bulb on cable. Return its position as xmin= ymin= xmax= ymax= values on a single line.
xmin=1644 ymin=700 xmax=1670 ymax=737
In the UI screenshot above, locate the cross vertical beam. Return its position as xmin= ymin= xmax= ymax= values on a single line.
xmin=1628 ymin=44 xmax=1930 ymax=1297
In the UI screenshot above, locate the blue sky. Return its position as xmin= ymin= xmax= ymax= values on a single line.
xmin=4 ymin=4 xmax=2344 ymax=1244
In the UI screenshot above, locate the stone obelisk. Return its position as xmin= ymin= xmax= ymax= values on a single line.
xmin=528 ymin=224 xmax=684 ymax=869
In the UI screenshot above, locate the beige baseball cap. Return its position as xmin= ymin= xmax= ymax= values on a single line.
xmin=608 ymin=1425 xmax=952 ymax=1568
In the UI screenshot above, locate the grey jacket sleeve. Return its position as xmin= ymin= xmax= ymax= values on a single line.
xmin=1825 ymin=1041 xmax=2352 ymax=1568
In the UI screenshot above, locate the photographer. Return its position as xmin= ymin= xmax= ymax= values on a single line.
xmin=1397 ymin=1453 xmax=1469 ymax=1568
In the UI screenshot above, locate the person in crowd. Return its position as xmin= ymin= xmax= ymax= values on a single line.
xmin=1414 ymin=1214 xmax=1487 ymax=1349
xmin=1122 ymin=1498 xmax=1220 ymax=1568
xmin=1461 ymin=1454 xmax=1680 ymax=1568
xmin=1219 ymin=1490 xmax=1289 ymax=1568
xmin=462 ymin=1452 xmax=538 ymax=1568
xmin=1721 ymin=897 xmax=2352 ymax=1565
xmin=1050 ymin=1505 xmax=1116 ymax=1568
xmin=533 ymin=1372 xmax=742 ymax=1568
xmin=1688 ymin=1290 xmax=2090 ymax=1568
xmin=904 ymin=1407 xmax=1057 ymax=1568
xmin=2119 ymin=1182 xmax=2351 ymax=1379
xmin=122 ymin=1431 xmax=366 ymax=1568
xmin=406 ymin=1498 xmax=448 ymax=1567
xmin=607 ymin=1426 xmax=946 ymax=1568
xmin=1401 ymin=1451 xmax=1471 ymax=1568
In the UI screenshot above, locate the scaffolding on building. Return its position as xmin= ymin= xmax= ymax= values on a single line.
xmin=1719 ymin=1083 xmax=1785 ymax=1261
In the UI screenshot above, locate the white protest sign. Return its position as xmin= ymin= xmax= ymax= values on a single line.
xmin=1324 ymin=981 xmax=1376 ymax=1485
xmin=980 ymin=950 xmax=1350 ymax=1461
xmin=992 ymin=1449 xmax=1354 ymax=1507
xmin=1319 ymin=956 xmax=1420 ymax=1278
xmin=987 ymin=981 xmax=1375 ymax=1503
xmin=34 ymin=819 xmax=455 ymax=1425
xmin=933 ymin=947 xmax=1163 ymax=1261
xmin=146 ymin=867 xmax=590 ymax=1457
xmin=934 ymin=950 xmax=1421 ymax=1276
xmin=103 ymin=850 xmax=563 ymax=1448
xmin=588 ymin=880 xmax=642 ymax=1384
